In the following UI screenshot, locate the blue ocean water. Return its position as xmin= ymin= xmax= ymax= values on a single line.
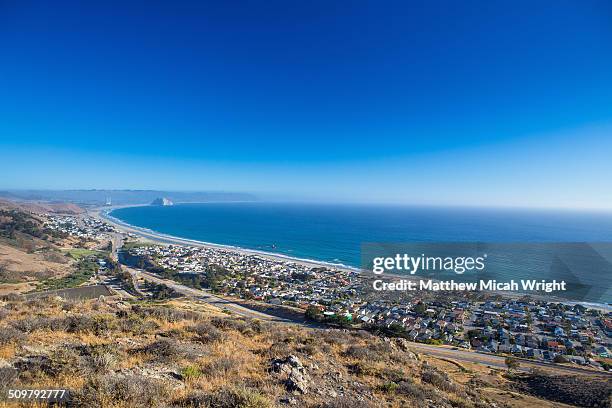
xmin=111 ymin=203 xmax=612 ymax=303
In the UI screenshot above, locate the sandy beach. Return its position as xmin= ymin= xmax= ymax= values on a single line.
xmin=91 ymin=206 xmax=359 ymax=273
xmin=91 ymin=205 xmax=611 ymax=312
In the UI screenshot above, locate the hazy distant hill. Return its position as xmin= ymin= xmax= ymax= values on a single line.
xmin=0 ymin=190 xmax=256 ymax=206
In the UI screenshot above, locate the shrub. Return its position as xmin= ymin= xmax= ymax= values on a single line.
xmin=0 ymin=293 xmax=25 ymax=302
xmin=64 ymin=314 xmax=115 ymax=334
xmin=379 ymin=382 xmax=398 ymax=394
xmin=14 ymin=355 xmax=59 ymax=378
xmin=0 ymin=367 xmax=18 ymax=389
xmin=80 ymin=344 xmax=118 ymax=373
xmin=10 ymin=317 xmax=59 ymax=333
xmin=347 ymin=362 xmax=379 ymax=377
xmin=343 ymin=342 xmax=393 ymax=361
xmin=200 ymin=356 xmax=241 ymax=377
xmin=211 ymin=317 xmax=251 ymax=334
xmin=72 ymin=375 xmax=169 ymax=408
xmin=49 ymin=347 xmax=83 ymax=376
xmin=142 ymin=339 xmax=185 ymax=362
xmin=318 ymin=396 xmax=375 ymax=408
xmin=117 ymin=316 xmax=159 ymax=335
xmin=396 ymin=379 xmax=436 ymax=400
xmin=421 ymin=367 xmax=460 ymax=394
xmin=61 ymin=300 xmax=78 ymax=311
xmin=318 ymin=330 xmax=353 ymax=347
xmin=181 ymin=365 xmax=202 ymax=381
xmin=176 ymin=386 xmax=271 ymax=408
xmin=267 ymin=341 xmax=292 ymax=359
xmin=133 ymin=306 xmax=200 ymax=323
xmin=343 ymin=345 xmax=370 ymax=359
xmin=193 ymin=321 xmax=224 ymax=343
xmin=0 ymin=326 xmax=25 ymax=344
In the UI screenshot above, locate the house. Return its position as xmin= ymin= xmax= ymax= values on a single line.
xmin=594 ymin=346 xmax=609 ymax=358
xmin=511 ymin=344 xmax=523 ymax=355
xmin=526 ymin=348 xmax=543 ymax=359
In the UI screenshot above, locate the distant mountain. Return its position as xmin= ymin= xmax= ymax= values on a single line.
xmin=0 ymin=190 xmax=256 ymax=206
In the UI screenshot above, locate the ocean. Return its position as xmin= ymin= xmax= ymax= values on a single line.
xmin=110 ymin=203 xmax=612 ymax=304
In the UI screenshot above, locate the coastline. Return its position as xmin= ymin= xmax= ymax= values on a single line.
xmin=93 ymin=204 xmax=611 ymax=312
xmin=93 ymin=205 xmax=360 ymax=273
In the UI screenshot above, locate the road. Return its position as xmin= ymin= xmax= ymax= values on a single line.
xmin=127 ymin=266 xmax=610 ymax=377
xmin=407 ymin=342 xmax=610 ymax=376
xmin=126 ymin=267 xmax=296 ymax=323
xmin=95 ymin=209 xmax=610 ymax=377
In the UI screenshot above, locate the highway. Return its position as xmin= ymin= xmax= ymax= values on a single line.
xmin=407 ymin=343 xmax=610 ymax=376
xmin=127 ymin=266 xmax=610 ymax=377
xmin=126 ymin=267 xmax=296 ymax=323
xmin=96 ymin=210 xmax=610 ymax=377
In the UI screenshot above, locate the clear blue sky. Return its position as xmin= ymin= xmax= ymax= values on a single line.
xmin=1 ymin=1 xmax=611 ymax=208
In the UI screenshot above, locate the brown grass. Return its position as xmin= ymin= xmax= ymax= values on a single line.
xmin=0 ymin=295 xmax=593 ymax=408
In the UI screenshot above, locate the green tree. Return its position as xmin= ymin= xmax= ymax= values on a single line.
xmin=504 ymin=356 xmax=520 ymax=373
xmin=413 ymin=302 xmax=427 ymax=315
xmin=305 ymin=305 xmax=322 ymax=321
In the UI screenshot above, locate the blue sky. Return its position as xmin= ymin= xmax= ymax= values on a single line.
xmin=1 ymin=1 xmax=612 ymax=208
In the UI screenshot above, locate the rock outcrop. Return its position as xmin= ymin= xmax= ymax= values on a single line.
xmin=271 ymin=355 xmax=311 ymax=394
xmin=150 ymin=197 xmax=174 ymax=206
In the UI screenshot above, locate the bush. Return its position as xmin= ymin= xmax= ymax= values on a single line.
xmin=343 ymin=342 xmax=392 ymax=361
xmin=176 ymin=386 xmax=271 ymax=408
xmin=396 ymin=379 xmax=436 ymax=400
xmin=193 ymin=321 xmax=224 ymax=343
xmin=79 ymin=344 xmax=118 ymax=373
xmin=421 ymin=367 xmax=460 ymax=393
xmin=117 ymin=316 xmax=159 ymax=336
xmin=318 ymin=396 xmax=375 ymax=408
xmin=347 ymin=362 xmax=379 ymax=377
xmin=318 ymin=330 xmax=353 ymax=347
xmin=0 ymin=366 xmax=18 ymax=390
xmin=343 ymin=345 xmax=369 ymax=359
xmin=11 ymin=316 xmax=66 ymax=333
xmin=72 ymin=375 xmax=169 ymax=408
xmin=142 ymin=339 xmax=185 ymax=362
xmin=379 ymin=382 xmax=398 ymax=394
xmin=0 ymin=326 xmax=25 ymax=344
xmin=64 ymin=314 xmax=115 ymax=335
xmin=200 ymin=356 xmax=241 ymax=377
xmin=0 ymin=293 xmax=25 ymax=302
xmin=181 ymin=365 xmax=202 ymax=381
xmin=117 ymin=316 xmax=159 ymax=335
xmin=211 ymin=317 xmax=251 ymax=334
xmin=133 ymin=306 xmax=200 ymax=323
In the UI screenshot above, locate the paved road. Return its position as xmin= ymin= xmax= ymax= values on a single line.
xmin=407 ymin=342 xmax=610 ymax=376
xmin=128 ymin=267 xmax=610 ymax=377
xmin=127 ymin=268 xmax=296 ymax=323
xmin=94 ymin=209 xmax=610 ymax=377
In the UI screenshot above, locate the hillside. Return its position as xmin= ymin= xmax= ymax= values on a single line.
xmin=3 ymin=296 xmax=607 ymax=408
xmin=0 ymin=201 xmax=609 ymax=407
xmin=0 ymin=202 xmax=107 ymax=295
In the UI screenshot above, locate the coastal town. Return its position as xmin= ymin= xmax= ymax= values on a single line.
xmin=36 ymin=211 xmax=612 ymax=373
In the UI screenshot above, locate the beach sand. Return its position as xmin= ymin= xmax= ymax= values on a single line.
xmin=91 ymin=206 xmax=358 ymax=273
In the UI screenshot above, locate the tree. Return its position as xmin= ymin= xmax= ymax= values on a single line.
xmin=305 ymin=305 xmax=323 ymax=321
xmin=504 ymin=356 xmax=520 ymax=373
xmin=413 ymin=301 xmax=427 ymax=315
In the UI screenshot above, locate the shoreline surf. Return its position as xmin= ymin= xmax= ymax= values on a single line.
xmin=98 ymin=206 xmax=361 ymax=273
xmin=99 ymin=204 xmax=612 ymax=311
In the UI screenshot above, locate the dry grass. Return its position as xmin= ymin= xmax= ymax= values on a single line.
xmin=0 ymin=296 xmax=591 ymax=408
